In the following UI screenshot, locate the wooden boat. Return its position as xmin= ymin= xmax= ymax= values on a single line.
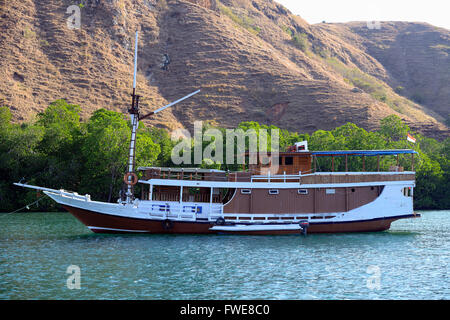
xmin=14 ymin=32 xmax=420 ymax=235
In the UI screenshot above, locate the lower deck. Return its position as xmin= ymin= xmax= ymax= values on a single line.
xmin=139 ymin=171 xmax=415 ymax=219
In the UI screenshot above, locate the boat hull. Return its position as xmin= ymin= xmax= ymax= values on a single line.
xmin=62 ymin=204 xmax=416 ymax=235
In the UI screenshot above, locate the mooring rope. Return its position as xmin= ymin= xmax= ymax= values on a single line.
xmin=1 ymin=194 xmax=48 ymax=217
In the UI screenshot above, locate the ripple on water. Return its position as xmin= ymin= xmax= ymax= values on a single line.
xmin=0 ymin=210 xmax=448 ymax=299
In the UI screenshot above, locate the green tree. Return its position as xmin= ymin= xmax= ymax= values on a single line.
xmin=36 ymin=99 xmax=82 ymax=155
xmin=34 ymin=100 xmax=85 ymax=194
xmin=80 ymin=109 xmax=160 ymax=202
xmin=378 ymin=114 xmax=410 ymax=142
xmin=0 ymin=107 xmax=46 ymax=211
xmin=146 ymin=127 xmax=175 ymax=166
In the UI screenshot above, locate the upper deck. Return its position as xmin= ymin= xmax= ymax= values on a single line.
xmin=138 ymin=148 xmax=417 ymax=185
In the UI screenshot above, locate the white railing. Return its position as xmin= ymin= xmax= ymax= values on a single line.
xmin=141 ymin=201 xmax=223 ymax=222
xmin=59 ymin=190 xmax=91 ymax=202
xmin=300 ymin=171 xmax=415 ymax=177
xmin=220 ymin=213 xmax=337 ymax=223
xmin=251 ymin=171 xmax=302 ymax=183
xmin=13 ymin=183 xmax=92 ymax=202
xmin=208 ymin=206 xmax=224 ymax=222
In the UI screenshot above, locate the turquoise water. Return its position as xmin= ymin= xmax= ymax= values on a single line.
xmin=0 ymin=210 xmax=448 ymax=300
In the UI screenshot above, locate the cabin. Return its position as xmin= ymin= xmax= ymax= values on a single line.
xmin=246 ymin=141 xmax=312 ymax=175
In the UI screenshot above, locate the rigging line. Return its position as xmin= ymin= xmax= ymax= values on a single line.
xmin=1 ymin=194 xmax=48 ymax=217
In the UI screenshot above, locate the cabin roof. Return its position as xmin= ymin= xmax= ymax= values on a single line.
xmin=244 ymin=149 xmax=417 ymax=157
xmin=137 ymin=167 xmax=225 ymax=173
xmin=244 ymin=151 xmax=311 ymax=156
xmin=310 ymin=149 xmax=418 ymax=156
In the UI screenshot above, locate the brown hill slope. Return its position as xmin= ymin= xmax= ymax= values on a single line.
xmin=326 ymin=21 xmax=450 ymax=122
xmin=0 ymin=0 xmax=448 ymax=137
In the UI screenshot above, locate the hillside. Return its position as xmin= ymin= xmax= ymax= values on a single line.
xmin=0 ymin=0 xmax=448 ymax=137
xmin=316 ymin=21 xmax=450 ymax=125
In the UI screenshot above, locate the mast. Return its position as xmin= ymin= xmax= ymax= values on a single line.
xmin=124 ymin=30 xmax=200 ymax=203
xmin=125 ymin=31 xmax=140 ymax=203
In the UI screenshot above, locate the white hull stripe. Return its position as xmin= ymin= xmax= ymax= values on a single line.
xmin=210 ymin=224 xmax=302 ymax=232
xmin=87 ymin=226 xmax=149 ymax=233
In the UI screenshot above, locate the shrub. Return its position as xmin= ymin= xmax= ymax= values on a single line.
xmin=218 ymin=3 xmax=260 ymax=35
xmin=291 ymin=32 xmax=309 ymax=52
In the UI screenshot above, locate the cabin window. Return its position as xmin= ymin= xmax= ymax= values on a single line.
xmin=241 ymin=189 xmax=251 ymax=194
xmin=298 ymin=189 xmax=308 ymax=195
xmin=326 ymin=189 xmax=336 ymax=195
xmin=285 ymin=156 xmax=293 ymax=165
xmin=279 ymin=156 xmax=284 ymax=165
xmin=268 ymin=189 xmax=279 ymax=195
xmin=403 ymin=187 xmax=413 ymax=197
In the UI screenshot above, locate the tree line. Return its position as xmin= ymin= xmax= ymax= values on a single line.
xmin=0 ymin=100 xmax=448 ymax=212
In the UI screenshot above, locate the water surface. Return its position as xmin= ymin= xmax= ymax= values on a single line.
xmin=0 ymin=210 xmax=448 ymax=299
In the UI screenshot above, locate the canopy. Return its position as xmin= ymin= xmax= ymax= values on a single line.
xmin=310 ymin=149 xmax=418 ymax=157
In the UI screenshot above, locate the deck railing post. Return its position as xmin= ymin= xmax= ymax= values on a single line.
xmin=210 ymin=187 xmax=213 ymax=219
xmin=179 ymin=185 xmax=183 ymax=219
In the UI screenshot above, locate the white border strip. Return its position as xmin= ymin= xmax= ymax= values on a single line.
xmin=87 ymin=226 xmax=149 ymax=233
xmin=139 ymin=179 xmax=415 ymax=189
xmin=210 ymin=224 xmax=302 ymax=232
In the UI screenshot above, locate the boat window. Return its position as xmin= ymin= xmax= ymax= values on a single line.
xmin=278 ymin=156 xmax=284 ymax=165
xmin=298 ymin=189 xmax=308 ymax=195
xmin=268 ymin=189 xmax=279 ymax=195
xmin=285 ymin=156 xmax=293 ymax=165
xmin=326 ymin=189 xmax=335 ymax=195
xmin=241 ymin=189 xmax=251 ymax=194
xmin=403 ymin=187 xmax=413 ymax=197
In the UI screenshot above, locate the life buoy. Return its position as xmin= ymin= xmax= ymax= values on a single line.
xmin=124 ymin=172 xmax=138 ymax=185
xmin=162 ymin=219 xmax=174 ymax=230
